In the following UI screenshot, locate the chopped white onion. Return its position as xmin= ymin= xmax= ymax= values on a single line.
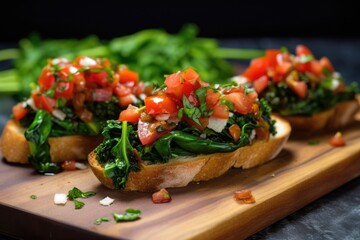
xmin=52 ymin=109 xmax=66 ymax=121
xmin=139 ymin=93 xmax=147 ymax=100
xmin=75 ymin=162 xmax=88 ymax=170
xmin=54 ymin=193 xmax=67 ymax=205
xmin=207 ymin=117 xmax=228 ymax=133
xmin=200 ymin=133 xmax=207 ymax=139
xmin=99 ymin=196 xmax=114 ymax=206
xmin=155 ymin=113 xmax=170 ymax=121
xmin=231 ymin=76 xmax=248 ymax=85
xmin=26 ymin=98 xmax=38 ymax=111
xmin=79 ymin=57 xmax=97 ymax=67
xmin=250 ymin=129 xmax=256 ymax=142
xmin=331 ymin=79 xmax=340 ymax=90
xmin=129 ymin=94 xmax=138 ymax=104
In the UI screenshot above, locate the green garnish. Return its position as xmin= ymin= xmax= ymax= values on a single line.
xmin=113 ymin=208 xmax=141 ymax=222
xmin=308 ymin=140 xmax=320 ymax=145
xmin=30 ymin=195 xmax=37 ymax=200
xmin=67 ymin=187 xmax=96 ymax=209
xmin=94 ymin=217 xmax=110 ymax=225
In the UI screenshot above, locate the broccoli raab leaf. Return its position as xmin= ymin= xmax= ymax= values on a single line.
xmin=113 ymin=208 xmax=141 ymax=222
xmin=24 ymin=110 xmax=60 ymax=173
xmin=67 ymin=187 xmax=96 ymax=209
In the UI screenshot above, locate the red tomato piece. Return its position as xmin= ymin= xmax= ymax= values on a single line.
xmin=55 ymin=82 xmax=74 ymax=99
xmin=33 ymin=95 xmax=56 ymax=113
xmin=183 ymin=116 xmax=209 ymax=131
xmin=152 ymin=188 xmax=172 ymax=203
xmin=233 ymin=189 xmax=256 ymax=203
xmin=211 ymin=102 xmax=229 ymax=119
xmin=229 ymin=124 xmax=240 ymax=142
xmin=137 ymin=119 xmax=174 ymax=145
xmin=118 ymin=105 xmax=140 ymax=123
xmin=145 ymin=95 xmax=178 ymax=115
xmin=320 ymin=57 xmax=335 ymax=72
xmin=253 ymin=75 xmax=269 ymax=94
xmin=119 ymin=68 xmax=139 ymax=84
xmin=118 ymin=94 xmax=135 ymax=108
xmin=225 ymin=92 xmax=253 ymax=115
xmin=205 ymin=89 xmax=220 ymax=109
xmin=183 ymin=68 xmax=199 ymax=84
xmin=265 ymin=49 xmax=281 ymax=68
xmin=114 ymin=84 xmax=132 ymax=97
xmin=329 ymin=132 xmax=345 ymax=147
xmin=12 ymin=102 xmax=28 ymax=121
xmin=61 ymin=160 xmax=77 ymax=171
xmin=85 ymin=71 xmax=110 ymax=88
xmin=164 ymin=71 xmax=184 ymax=100
xmin=288 ymin=81 xmax=308 ymax=98
xmin=242 ymin=57 xmax=268 ymax=81
xmin=38 ymin=67 xmax=55 ymax=91
xmin=296 ymin=44 xmax=313 ymax=56
xmin=310 ymin=60 xmax=323 ymax=77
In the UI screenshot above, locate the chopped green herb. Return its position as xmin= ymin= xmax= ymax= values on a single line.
xmin=67 ymin=187 xmax=96 ymax=209
xmin=30 ymin=195 xmax=37 ymax=200
xmin=113 ymin=208 xmax=141 ymax=222
xmin=181 ymin=96 xmax=202 ymax=125
xmin=94 ymin=217 xmax=110 ymax=225
xmin=308 ymin=139 xmax=320 ymax=145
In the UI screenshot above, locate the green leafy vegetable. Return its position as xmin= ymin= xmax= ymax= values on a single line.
xmin=113 ymin=208 xmax=141 ymax=222
xmin=67 ymin=187 xmax=96 ymax=209
xmin=179 ymin=96 xmax=202 ymax=125
xmin=30 ymin=195 xmax=37 ymax=200
xmin=24 ymin=110 xmax=60 ymax=173
xmin=94 ymin=217 xmax=110 ymax=225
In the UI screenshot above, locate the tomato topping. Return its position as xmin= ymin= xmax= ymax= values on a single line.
xmin=233 ymin=189 xmax=256 ymax=203
xmin=265 ymin=49 xmax=281 ymax=68
xmin=183 ymin=68 xmax=199 ymax=84
xmin=164 ymin=71 xmax=184 ymax=99
xmin=253 ymin=75 xmax=269 ymax=93
xmin=145 ymin=95 xmax=178 ymax=115
xmin=12 ymin=102 xmax=28 ymax=121
xmin=310 ymin=60 xmax=323 ymax=77
xmin=205 ymin=89 xmax=220 ymax=109
xmin=296 ymin=44 xmax=313 ymax=56
xmin=114 ymin=84 xmax=132 ymax=97
xmin=256 ymin=118 xmax=270 ymax=141
xmin=32 ymin=93 xmax=56 ymax=113
xmin=229 ymin=124 xmax=241 ymax=142
xmin=119 ymin=105 xmax=140 ymax=123
xmin=211 ymin=102 xmax=229 ymax=119
xmin=138 ymin=119 xmax=175 ymax=145
xmin=225 ymin=92 xmax=253 ymax=115
xmin=85 ymin=71 xmax=110 ymax=88
xmin=183 ymin=116 xmax=209 ymax=131
xmin=74 ymin=56 xmax=100 ymax=68
xmin=61 ymin=160 xmax=77 ymax=171
xmin=55 ymin=82 xmax=74 ymax=99
xmin=320 ymin=57 xmax=334 ymax=72
xmin=152 ymin=188 xmax=172 ymax=203
xmin=242 ymin=57 xmax=268 ymax=81
xmin=287 ymin=80 xmax=308 ymax=98
xmin=38 ymin=67 xmax=55 ymax=91
xmin=329 ymin=132 xmax=346 ymax=147
xmin=119 ymin=68 xmax=139 ymax=84
xmin=118 ymin=94 xmax=135 ymax=108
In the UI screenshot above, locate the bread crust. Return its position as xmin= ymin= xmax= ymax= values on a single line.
xmin=280 ymin=100 xmax=359 ymax=132
xmin=0 ymin=120 xmax=103 ymax=164
xmin=88 ymin=116 xmax=291 ymax=192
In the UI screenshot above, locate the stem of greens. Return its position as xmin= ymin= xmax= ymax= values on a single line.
xmin=216 ymin=48 xmax=265 ymax=60
xmin=0 ymin=48 xmax=20 ymax=61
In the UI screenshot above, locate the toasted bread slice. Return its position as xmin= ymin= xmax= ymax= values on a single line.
xmin=88 ymin=115 xmax=291 ymax=192
xmin=279 ymin=100 xmax=359 ymax=132
xmin=0 ymin=120 xmax=103 ymax=164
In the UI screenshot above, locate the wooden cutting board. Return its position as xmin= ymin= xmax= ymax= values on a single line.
xmin=1 ymin=122 xmax=360 ymax=240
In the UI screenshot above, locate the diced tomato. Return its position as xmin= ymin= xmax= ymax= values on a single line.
xmin=182 ymin=81 xmax=197 ymax=97
xmin=265 ymin=49 xmax=281 ymax=68
xmin=256 ymin=118 xmax=270 ymax=141
xmin=329 ymin=132 xmax=345 ymax=147
xmin=183 ymin=68 xmax=199 ymax=84
xmin=152 ymin=188 xmax=172 ymax=203
xmin=38 ymin=67 xmax=55 ymax=91
xmin=183 ymin=116 xmax=209 ymax=131
xmin=12 ymin=102 xmax=28 ymax=121
xmin=320 ymin=57 xmax=335 ymax=72
xmin=211 ymin=102 xmax=229 ymax=119
xmin=118 ymin=94 xmax=135 ymax=108
xmin=295 ymin=62 xmax=311 ymax=72
xmin=92 ymin=88 xmax=113 ymax=102
xmin=233 ymin=189 xmax=256 ymax=203
xmin=253 ymin=75 xmax=269 ymax=93
xmin=145 ymin=95 xmax=178 ymax=115
xmin=310 ymin=60 xmax=323 ymax=77
xmin=85 ymin=71 xmax=110 ymax=88
xmin=132 ymin=81 xmax=145 ymax=96
xmin=229 ymin=124 xmax=241 ymax=142
xmin=119 ymin=105 xmax=140 ymax=123
xmin=242 ymin=57 xmax=268 ymax=81
xmin=114 ymin=84 xmax=132 ymax=97
xmin=137 ymin=119 xmax=174 ymax=145
xmin=296 ymin=44 xmax=313 ymax=56
xmin=61 ymin=160 xmax=77 ymax=171
xmin=33 ymin=94 xmax=56 ymax=113
xmin=287 ymin=80 xmax=308 ymax=98
xmin=59 ymin=65 xmax=79 ymax=80
xmin=55 ymin=82 xmax=74 ymax=99
xmin=119 ymin=68 xmax=139 ymax=84
xmin=205 ymin=89 xmax=220 ymax=109
xmin=225 ymin=92 xmax=253 ymax=115
xmin=164 ymin=71 xmax=184 ymax=99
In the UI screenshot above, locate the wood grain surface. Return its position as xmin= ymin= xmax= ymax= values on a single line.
xmin=1 ymin=122 xmax=360 ymax=240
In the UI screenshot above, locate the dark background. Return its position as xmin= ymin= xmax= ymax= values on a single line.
xmin=1 ymin=0 xmax=359 ymax=41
